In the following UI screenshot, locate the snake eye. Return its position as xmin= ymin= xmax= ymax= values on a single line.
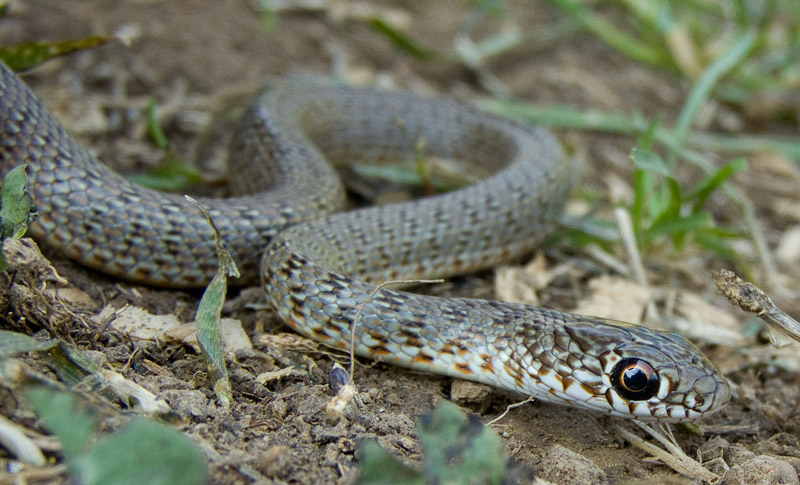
xmin=610 ymin=358 xmax=659 ymax=401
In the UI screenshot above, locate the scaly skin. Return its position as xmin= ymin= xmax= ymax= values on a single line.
xmin=0 ymin=61 xmax=730 ymax=421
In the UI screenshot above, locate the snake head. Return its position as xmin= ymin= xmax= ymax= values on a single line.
xmin=532 ymin=317 xmax=731 ymax=422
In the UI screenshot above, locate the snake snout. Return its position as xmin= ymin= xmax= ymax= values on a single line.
xmin=642 ymin=340 xmax=730 ymax=421
xmin=684 ymin=365 xmax=732 ymax=415
xmin=564 ymin=321 xmax=731 ymax=421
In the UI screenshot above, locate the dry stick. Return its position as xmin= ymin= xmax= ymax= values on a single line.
xmin=614 ymin=207 xmax=647 ymax=286
xmin=325 ymin=278 xmax=445 ymax=420
xmin=486 ymin=395 xmax=536 ymax=426
xmin=0 ymin=464 xmax=70 ymax=485
xmin=348 ymin=278 xmax=444 ymax=385
xmin=614 ymin=207 xmax=659 ymax=321
xmin=584 ymin=244 xmax=630 ymax=276
xmin=615 ymin=423 xmax=720 ymax=483
xmin=712 ymin=268 xmax=800 ymax=346
xmin=0 ymin=414 xmax=45 ymax=466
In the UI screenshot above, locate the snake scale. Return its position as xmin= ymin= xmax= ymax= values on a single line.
xmin=0 ymin=61 xmax=730 ymax=421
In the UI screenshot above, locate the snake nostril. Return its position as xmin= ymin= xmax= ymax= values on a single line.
xmin=610 ymin=358 xmax=660 ymax=401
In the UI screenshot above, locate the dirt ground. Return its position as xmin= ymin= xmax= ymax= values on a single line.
xmin=3 ymin=1 xmax=800 ymax=484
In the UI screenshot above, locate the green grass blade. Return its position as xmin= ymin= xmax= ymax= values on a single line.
xmin=631 ymin=169 xmax=650 ymax=239
xmin=0 ymin=331 xmax=56 ymax=357
xmin=630 ymin=148 xmax=671 ymax=176
xmin=478 ymin=100 xmax=649 ymax=133
xmin=642 ymin=211 xmax=711 ymax=243
xmin=123 ymin=156 xmax=204 ymax=192
xmin=481 ymin=98 xmax=800 ymax=160
xmin=687 ymin=158 xmax=748 ymax=210
xmin=670 ymin=31 xmax=758 ymax=163
xmin=548 ymin=0 xmax=672 ymax=67
xmin=368 ymin=17 xmax=438 ymax=59
xmin=123 ymin=101 xmax=204 ymax=192
xmin=687 ymin=132 xmax=800 ymax=159
xmin=146 ymin=99 xmax=169 ymax=149
xmin=694 ymin=229 xmax=747 ymax=266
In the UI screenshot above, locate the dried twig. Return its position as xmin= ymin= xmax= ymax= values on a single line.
xmin=712 ymin=269 xmax=800 ymax=346
xmin=616 ymin=423 xmax=720 ymax=483
xmin=322 ymin=278 xmax=444 ymax=420
xmin=486 ymin=395 xmax=536 ymax=426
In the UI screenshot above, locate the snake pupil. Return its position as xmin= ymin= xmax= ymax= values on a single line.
xmin=610 ymin=358 xmax=659 ymax=401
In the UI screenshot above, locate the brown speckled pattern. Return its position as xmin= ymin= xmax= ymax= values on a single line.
xmin=0 ymin=61 xmax=730 ymax=421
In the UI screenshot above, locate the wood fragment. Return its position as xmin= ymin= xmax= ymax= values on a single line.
xmin=711 ymin=269 xmax=800 ymax=346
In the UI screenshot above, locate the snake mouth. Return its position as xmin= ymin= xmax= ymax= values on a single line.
xmin=615 ymin=364 xmax=732 ymax=422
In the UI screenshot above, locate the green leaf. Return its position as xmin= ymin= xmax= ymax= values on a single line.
xmin=687 ymin=158 xmax=748 ymax=211
xmin=693 ymin=229 xmax=747 ymax=266
xmin=147 ymin=99 xmax=169 ymax=149
xmin=479 ymin=98 xmax=800 ymax=160
xmin=26 ymin=386 xmax=208 ymax=485
xmin=71 ymin=417 xmax=208 ymax=485
xmin=631 ymin=169 xmax=651 ymax=238
xmin=549 ymin=0 xmax=673 ymax=68
xmin=254 ymin=0 xmax=279 ymax=32
xmin=357 ymin=402 xmax=518 ymax=485
xmin=0 ymin=330 xmax=57 ymax=357
xmin=186 ymin=196 xmax=240 ymax=410
xmin=665 ymin=177 xmax=687 ymax=246
xmin=417 ymin=401 xmax=507 ymax=484
xmin=670 ymin=30 xmax=758 ymax=163
xmin=368 ymin=17 xmax=438 ymax=59
xmin=125 ymin=99 xmax=203 ymax=192
xmin=0 ymin=164 xmax=36 ymax=240
xmin=351 ymin=164 xmax=470 ymax=193
xmin=25 ymin=386 xmax=98 ymax=458
xmin=357 ymin=441 xmax=422 ymax=485
xmin=661 ymin=177 xmax=684 ymax=221
xmin=630 ymin=148 xmax=671 ymax=177
xmin=122 ymin=101 xmax=204 ymax=192
xmin=646 ymin=180 xmax=672 ymax=223
xmin=638 ymin=116 xmax=662 ymax=150
xmin=0 ymin=37 xmax=113 ymax=72
xmin=195 ymin=266 xmax=232 ymax=409
xmin=123 ymin=154 xmax=204 ymax=192
xmin=41 ymin=343 xmax=99 ymax=389
xmin=642 ymin=211 xmax=711 ymax=242
xmin=0 ymin=164 xmax=37 ymax=271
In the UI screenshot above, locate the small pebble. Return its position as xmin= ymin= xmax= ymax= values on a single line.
xmin=723 ymin=455 xmax=798 ymax=485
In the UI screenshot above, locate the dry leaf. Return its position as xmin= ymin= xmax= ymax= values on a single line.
xmin=572 ymin=275 xmax=653 ymax=325
xmin=98 ymin=305 xmax=251 ymax=353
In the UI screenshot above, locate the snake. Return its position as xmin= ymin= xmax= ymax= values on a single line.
xmin=0 ymin=60 xmax=730 ymax=422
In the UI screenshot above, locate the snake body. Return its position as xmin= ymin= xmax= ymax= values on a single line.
xmin=0 ymin=61 xmax=730 ymax=421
